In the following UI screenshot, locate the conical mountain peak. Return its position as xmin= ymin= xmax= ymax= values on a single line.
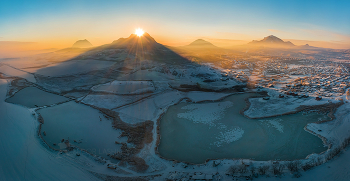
xmin=72 ymin=39 xmax=93 ymax=48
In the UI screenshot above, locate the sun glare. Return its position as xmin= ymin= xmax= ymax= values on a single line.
xmin=135 ymin=28 xmax=144 ymax=37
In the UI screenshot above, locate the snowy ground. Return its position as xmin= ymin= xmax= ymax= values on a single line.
xmin=92 ymin=80 xmax=155 ymax=94
xmin=31 ymin=59 xmax=116 ymax=77
xmin=82 ymin=93 xmax=152 ymax=109
xmin=307 ymin=102 xmax=350 ymax=149
xmin=1 ymin=71 xmax=350 ymax=180
xmin=0 ymin=79 xmax=99 ymax=181
xmin=245 ymin=88 xmax=340 ymax=118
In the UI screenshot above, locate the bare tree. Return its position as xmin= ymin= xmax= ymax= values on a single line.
xmin=272 ymin=163 xmax=285 ymax=176
xmin=272 ymin=164 xmax=279 ymax=175
xmin=258 ymin=165 xmax=269 ymax=175
xmin=226 ymin=165 xmax=238 ymax=176
xmin=278 ymin=164 xmax=285 ymax=174
xmin=237 ymin=164 xmax=248 ymax=174
xmin=287 ymin=160 xmax=301 ymax=173
xmin=250 ymin=165 xmax=256 ymax=175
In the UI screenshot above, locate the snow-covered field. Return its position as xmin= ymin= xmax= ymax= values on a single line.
xmin=115 ymin=91 xmax=184 ymax=123
xmin=0 ymin=79 xmax=99 ymax=181
xmin=1 ymin=69 xmax=350 ymax=180
xmin=31 ymin=59 xmax=116 ymax=77
xmin=245 ymin=93 xmax=338 ymax=118
xmin=307 ymin=102 xmax=350 ymax=149
xmin=92 ymin=80 xmax=155 ymax=94
xmin=82 ymin=93 xmax=152 ymax=109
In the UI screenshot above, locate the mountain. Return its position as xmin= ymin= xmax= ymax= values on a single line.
xmin=298 ymin=44 xmax=321 ymax=49
xmin=112 ymin=32 xmax=157 ymax=45
xmin=72 ymin=32 xmax=191 ymax=65
xmin=109 ymin=32 xmax=158 ymax=53
xmin=188 ymin=39 xmax=216 ymax=47
xmin=248 ymin=35 xmax=295 ymax=48
xmin=72 ymin=39 xmax=93 ymax=48
xmin=184 ymin=39 xmax=220 ymax=50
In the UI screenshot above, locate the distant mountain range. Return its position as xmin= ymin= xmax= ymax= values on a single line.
xmin=183 ymin=35 xmax=308 ymax=50
xmin=72 ymin=32 xmax=191 ymax=65
xmin=248 ymin=35 xmax=295 ymax=48
xmin=69 ymin=35 xmax=330 ymax=53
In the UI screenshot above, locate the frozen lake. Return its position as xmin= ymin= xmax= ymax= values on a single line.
xmin=38 ymin=101 xmax=123 ymax=160
xmin=158 ymin=93 xmax=328 ymax=164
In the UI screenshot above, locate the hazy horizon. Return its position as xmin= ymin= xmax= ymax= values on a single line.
xmin=1 ymin=0 xmax=350 ymax=51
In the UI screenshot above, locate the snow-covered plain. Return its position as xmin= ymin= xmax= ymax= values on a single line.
xmin=1 ymin=63 xmax=350 ymax=180
xmin=0 ymin=79 xmax=99 ymax=181
xmin=92 ymin=80 xmax=155 ymax=94
xmin=245 ymin=94 xmax=338 ymax=118
xmin=32 ymin=59 xmax=115 ymax=77
xmin=82 ymin=93 xmax=152 ymax=109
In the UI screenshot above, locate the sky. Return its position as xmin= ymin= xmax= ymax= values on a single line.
xmin=0 ymin=0 xmax=350 ymax=49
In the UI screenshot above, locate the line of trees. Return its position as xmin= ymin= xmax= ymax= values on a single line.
xmin=225 ymin=135 xmax=350 ymax=179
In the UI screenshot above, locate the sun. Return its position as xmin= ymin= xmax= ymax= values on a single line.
xmin=135 ymin=28 xmax=144 ymax=37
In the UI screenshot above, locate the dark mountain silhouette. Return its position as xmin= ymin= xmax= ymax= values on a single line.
xmin=108 ymin=32 xmax=158 ymax=53
xmin=67 ymin=32 xmax=192 ymax=65
xmin=72 ymin=39 xmax=93 ymax=48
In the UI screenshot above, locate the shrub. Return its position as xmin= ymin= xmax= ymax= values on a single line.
xmin=287 ymin=160 xmax=301 ymax=173
xmin=258 ymin=165 xmax=269 ymax=175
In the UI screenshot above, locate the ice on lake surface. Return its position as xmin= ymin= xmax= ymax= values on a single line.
xmin=158 ymin=93 xmax=328 ymax=164
xmin=6 ymin=86 xmax=69 ymax=107
xmin=38 ymin=101 xmax=123 ymax=160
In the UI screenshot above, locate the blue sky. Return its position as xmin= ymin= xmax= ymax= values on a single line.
xmin=0 ymin=0 xmax=349 ymax=48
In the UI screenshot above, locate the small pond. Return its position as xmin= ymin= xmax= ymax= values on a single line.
xmin=38 ymin=101 xmax=123 ymax=160
xmin=6 ymin=87 xmax=69 ymax=108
